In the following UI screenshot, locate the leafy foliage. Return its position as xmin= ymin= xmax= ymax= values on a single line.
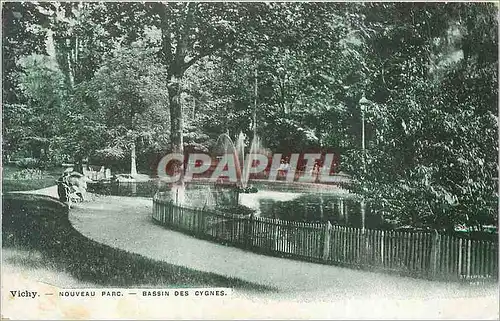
xmin=85 ymin=43 xmax=170 ymax=172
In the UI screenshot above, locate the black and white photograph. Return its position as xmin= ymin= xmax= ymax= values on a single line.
xmin=1 ymin=1 xmax=498 ymax=319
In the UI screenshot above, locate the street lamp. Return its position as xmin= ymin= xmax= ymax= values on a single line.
xmin=359 ymin=95 xmax=370 ymax=233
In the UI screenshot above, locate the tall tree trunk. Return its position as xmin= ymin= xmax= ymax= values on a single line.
xmin=168 ymin=77 xmax=184 ymax=154
xmin=130 ymin=141 xmax=137 ymax=176
xmin=162 ymin=2 xmax=196 ymax=155
xmin=168 ymin=78 xmax=184 ymax=183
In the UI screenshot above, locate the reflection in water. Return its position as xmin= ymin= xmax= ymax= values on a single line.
xmin=241 ymin=192 xmax=387 ymax=229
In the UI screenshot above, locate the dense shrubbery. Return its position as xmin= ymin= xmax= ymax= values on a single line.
xmin=10 ymin=168 xmax=44 ymax=180
xmin=216 ymin=204 xmax=257 ymax=217
xmin=15 ymin=157 xmax=40 ymax=169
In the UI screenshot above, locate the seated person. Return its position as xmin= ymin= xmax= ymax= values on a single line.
xmin=57 ymin=173 xmax=70 ymax=202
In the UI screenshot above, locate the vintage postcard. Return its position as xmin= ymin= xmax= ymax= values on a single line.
xmin=1 ymin=1 xmax=498 ymax=319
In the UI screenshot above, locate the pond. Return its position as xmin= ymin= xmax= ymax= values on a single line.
xmin=87 ymin=180 xmax=387 ymax=229
xmin=87 ymin=181 xmax=166 ymax=197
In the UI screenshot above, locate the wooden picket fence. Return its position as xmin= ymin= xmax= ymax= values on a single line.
xmin=152 ymin=196 xmax=498 ymax=282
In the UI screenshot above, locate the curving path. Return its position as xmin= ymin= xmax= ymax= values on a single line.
xmin=17 ymin=186 xmax=500 ymax=318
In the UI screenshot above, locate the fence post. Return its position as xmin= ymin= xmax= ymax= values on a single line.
xmin=380 ymin=230 xmax=385 ymax=266
xmin=466 ymin=238 xmax=472 ymax=279
xmin=429 ymin=229 xmax=441 ymax=278
xmin=171 ymin=202 xmax=175 ymax=225
xmin=197 ymin=209 xmax=202 ymax=236
xmin=245 ymin=213 xmax=255 ymax=249
xmin=322 ymin=221 xmax=332 ymax=261
xmin=162 ymin=201 xmax=166 ymax=224
xmin=157 ymin=200 xmax=161 ymax=222
xmin=363 ymin=229 xmax=369 ymax=266
xmin=152 ymin=199 xmax=156 ymax=220
xmin=273 ymin=219 xmax=280 ymax=252
xmin=457 ymin=237 xmax=463 ymax=279
xmin=169 ymin=200 xmax=173 ymax=224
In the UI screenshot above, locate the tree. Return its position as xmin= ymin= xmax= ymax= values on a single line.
xmin=178 ymin=3 xmax=360 ymax=154
xmin=2 ymin=2 xmax=54 ymax=161
xmin=4 ymin=54 xmax=68 ymax=164
xmin=48 ymin=2 xmax=122 ymax=88
xmin=98 ymin=3 xmax=278 ymax=154
xmin=2 ymin=2 xmax=52 ymax=103
xmin=87 ymin=43 xmax=170 ymax=176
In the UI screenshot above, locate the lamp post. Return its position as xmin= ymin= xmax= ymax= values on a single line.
xmin=359 ymin=95 xmax=370 ymax=233
xmin=253 ymin=66 xmax=258 ymax=136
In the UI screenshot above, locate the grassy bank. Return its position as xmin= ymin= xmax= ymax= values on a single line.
xmin=2 ymin=179 xmax=57 ymax=192
xmin=2 ymin=193 xmax=276 ymax=291
xmin=2 ymin=165 xmax=63 ymax=192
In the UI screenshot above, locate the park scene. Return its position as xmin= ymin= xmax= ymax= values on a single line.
xmin=2 ymin=2 xmax=499 ymax=319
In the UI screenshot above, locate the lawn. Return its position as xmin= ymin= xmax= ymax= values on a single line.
xmin=2 ymin=165 xmax=63 ymax=192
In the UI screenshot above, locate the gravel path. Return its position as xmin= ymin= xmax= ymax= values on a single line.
xmin=11 ymin=186 xmax=499 ymax=318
